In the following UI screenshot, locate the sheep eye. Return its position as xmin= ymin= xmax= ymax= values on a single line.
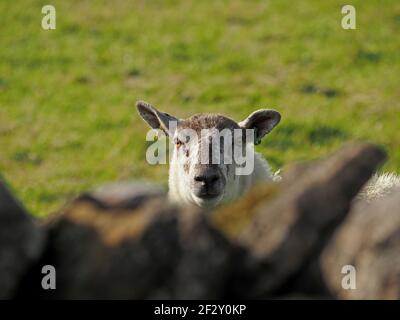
xmin=175 ymin=139 xmax=183 ymax=148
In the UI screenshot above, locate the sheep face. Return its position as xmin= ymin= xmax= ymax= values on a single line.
xmin=137 ymin=101 xmax=281 ymax=208
xmin=172 ymin=118 xmax=241 ymax=208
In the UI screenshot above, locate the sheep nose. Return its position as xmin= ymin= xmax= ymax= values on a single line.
xmin=194 ymin=174 xmax=220 ymax=187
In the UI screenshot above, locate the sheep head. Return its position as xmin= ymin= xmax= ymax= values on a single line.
xmin=136 ymin=101 xmax=281 ymax=208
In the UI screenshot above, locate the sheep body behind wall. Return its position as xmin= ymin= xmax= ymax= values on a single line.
xmin=359 ymin=172 xmax=400 ymax=201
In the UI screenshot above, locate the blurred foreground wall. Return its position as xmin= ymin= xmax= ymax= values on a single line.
xmin=1 ymin=143 xmax=399 ymax=299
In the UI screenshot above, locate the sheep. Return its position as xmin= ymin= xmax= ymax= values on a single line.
xmin=137 ymin=101 xmax=400 ymax=208
xmin=137 ymin=101 xmax=281 ymax=208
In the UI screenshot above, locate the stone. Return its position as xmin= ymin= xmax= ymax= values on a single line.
xmin=0 ymin=179 xmax=45 ymax=298
xmin=321 ymin=187 xmax=400 ymax=299
xmin=34 ymin=183 xmax=235 ymax=299
xmin=214 ymin=143 xmax=386 ymax=298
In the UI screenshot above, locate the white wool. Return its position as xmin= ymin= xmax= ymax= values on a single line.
xmin=358 ymin=172 xmax=400 ymax=201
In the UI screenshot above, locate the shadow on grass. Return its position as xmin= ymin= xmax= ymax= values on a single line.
xmin=266 ymin=123 xmax=348 ymax=150
xmin=355 ymin=49 xmax=382 ymax=64
xmin=308 ymin=126 xmax=348 ymax=144
xmin=301 ymin=83 xmax=339 ymax=98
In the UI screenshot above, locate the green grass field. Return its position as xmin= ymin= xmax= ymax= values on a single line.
xmin=1 ymin=0 xmax=399 ymax=216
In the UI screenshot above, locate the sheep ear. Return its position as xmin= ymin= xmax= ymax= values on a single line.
xmin=239 ymin=109 xmax=281 ymax=145
xmin=136 ymin=101 xmax=179 ymax=136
